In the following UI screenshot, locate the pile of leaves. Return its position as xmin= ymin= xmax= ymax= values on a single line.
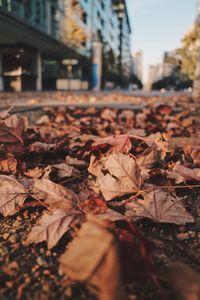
xmin=0 ymin=102 xmax=200 ymax=299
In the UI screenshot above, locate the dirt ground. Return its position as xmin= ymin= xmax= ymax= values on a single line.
xmin=0 ymin=99 xmax=200 ymax=300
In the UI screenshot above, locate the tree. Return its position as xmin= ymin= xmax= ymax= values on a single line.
xmin=130 ymin=74 xmax=143 ymax=89
xmin=176 ymin=22 xmax=200 ymax=82
xmin=62 ymin=0 xmax=88 ymax=49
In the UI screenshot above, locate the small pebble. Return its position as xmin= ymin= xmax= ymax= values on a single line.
xmin=9 ymin=234 xmax=17 ymax=243
xmin=176 ymin=233 xmax=189 ymax=240
xmin=3 ymin=233 xmax=10 ymax=240
xmin=36 ymin=257 xmax=44 ymax=266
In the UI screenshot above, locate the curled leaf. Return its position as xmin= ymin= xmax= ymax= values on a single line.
xmin=94 ymin=153 xmax=143 ymax=201
xmin=60 ymin=214 xmax=122 ymax=300
xmin=0 ymin=114 xmax=26 ymax=145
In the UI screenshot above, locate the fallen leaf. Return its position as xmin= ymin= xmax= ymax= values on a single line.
xmin=118 ymin=110 xmax=135 ymax=128
xmin=136 ymin=144 xmax=161 ymax=169
xmin=0 ymin=175 xmax=28 ymax=216
xmin=125 ymin=185 xmax=194 ymax=224
xmin=29 ymin=142 xmax=57 ymax=152
xmin=26 ymin=210 xmax=76 ymax=249
xmin=25 ymin=167 xmax=47 ymax=179
xmin=88 ymin=155 xmax=103 ymax=177
xmin=97 ymin=209 xmax=126 ymax=222
xmin=66 ymin=156 xmax=87 ymax=167
xmin=60 ymin=214 xmax=122 ymax=300
xmin=31 ymin=178 xmax=78 ymax=208
xmin=0 ymin=107 xmax=13 ymax=119
xmin=0 ymin=115 xmax=26 ymax=144
xmin=92 ymin=134 xmax=132 ymax=153
xmin=0 ymin=154 xmax=17 ymax=174
xmin=167 ymin=263 xmax=200 ymax=300
xmin=95 ymin=153 xmax=143 ymax=201
xmin=101 ymin=108 xmax=117 ymax=121
xmin=51 ymin=163 xmax=80 ymax=178
xmin=168 ymin=162 xmax=200 ymax=183
xmin=184 ymin=145 xmax=200 ymax=165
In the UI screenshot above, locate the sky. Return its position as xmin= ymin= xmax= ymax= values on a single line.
xmin=126 ymin=0 xmax=197 ymax=82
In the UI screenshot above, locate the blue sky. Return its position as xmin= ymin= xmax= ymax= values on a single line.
xmin=126 ymin=0 xmax=197 ymax=82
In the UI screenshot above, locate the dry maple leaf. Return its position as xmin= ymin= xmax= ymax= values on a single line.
xmin=51 ymin=163 xmax=80 ymax=178
xmin=118 ymin=110 xmax=135 ymax=128
xmin=136 ymin=144 xmax=161 ymax=170
xmin=0 ymin=154 xmax=17 ymax=174
xmin=0 ymin=107 xmax=13 ymax=119
xmin=94 ymin=153 xmax=143 ymax=201
xmin=125 ymin=185 xmax=194 ymax=225
xmin=92 ymin=134 xmax=132 ymax=153
xmin=66 ymin=156 xmax=87 ymax=167
xmin=25 ymin=167 xmax=48 ymax=179
xmin=0 ymin=115 xmax=26 ymax=145
xmin=60 ymin=214 xmax=123 ymax=300
xmin=184 ymin=145 xmax=200 ymax=165
xmin=31 ymin=178 xmax=78 ymax=209
xmin=168 ymin=162 xmax=200 ymax=183
xmin=0 ymin=175 xmax=28 ymax=216
xmin=101 ymin=108 xmax=117 ymax=121
xmin=88 ymin=155 xmax=103 ymax=177
xmin=29 ymin=142 xmax=57 ymax=152
xmin=26 ymin=210 xmax=77 ymax=249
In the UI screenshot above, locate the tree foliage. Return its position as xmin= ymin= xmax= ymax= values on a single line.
xmin=177 ymin=22 xmax=200 ymax=80
xmin=62 ymin=0 xmax=88 ymax=48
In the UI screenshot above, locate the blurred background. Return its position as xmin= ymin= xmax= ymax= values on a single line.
xmin=0 ymin=0 xmax=199 ymax=96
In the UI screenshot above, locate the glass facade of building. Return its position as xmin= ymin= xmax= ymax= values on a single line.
xmin=0 ymin=0 xmax=132 ymax=91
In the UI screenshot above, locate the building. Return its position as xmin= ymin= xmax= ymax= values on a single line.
xmin=0 ymin=0 xmax=132 ymax=92
xmin=197 ymin=0 xmax=200 ymax=20
xmin=113 ymin=0 xmax=132 ymax=79
xmin=149 ymin=64 xmax=163 ymax=85
xmin=132 ymin=50 xmax=143 ymax=81
xmin=162 ymin=51 xmax=176 ymax=78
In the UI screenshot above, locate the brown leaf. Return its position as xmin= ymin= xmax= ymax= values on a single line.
xmin=0 ymin=154 xmax=17 ymax=174
xmin=184 ymin=145 xmax=200 ymax=165
xmin=66 ymin=156 xmax=87 ymax=167
xmin=88 ymin=155 xmax=103 ymax=177
xmin=0 ymin=107 xmax=13 ymax=119
xmin=29 ymin=142 xmax=57 ymax=152
xmin=95 ymin=153 xmax=143 ymax=201
xmin=25 ymin=167 xmax=47 ymax=179
xmin=97 ymin=209 xmax=126 ymax=222
xmin=51 ymin=163 xmax=80 ymax=178
xmin=26 ymin=210 xmax=76 ymax=249
xmin=0 ymin=175 xmax=28 ymax=216
xmin=101 ymin=108 xmax=117 ymax=121
xmin=0 ymin=115 xmax=26 ymax=144
xmin=118 ymin=110 xmax=135 ymax=128
xmin=168 ymin=162 xmax=200 ymax=183
xmin=136 ymin=144 xmax=161 ymax=169
xmin=92 ymin=134 xmax=132 ymax=153
xmin=125 ymin=185 xmax=194 ymax=224
xmin=167 ymin=263 xmax=200 ymax=300
xmin=31 ymin=178 xmax=78 ymax=208
xmin=60 ymin=214 xmax=122 ymax=300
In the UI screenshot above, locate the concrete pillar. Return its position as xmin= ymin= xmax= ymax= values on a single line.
xmin=46 ymin=1 xmax=51 ymax=35
xmin=91 ymin=41 xmax=102 ymax=91
xmin=35 ymin=50 xmax=42 ymax=91
xmin=0 ymin=52 xmax=4 ymax=91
